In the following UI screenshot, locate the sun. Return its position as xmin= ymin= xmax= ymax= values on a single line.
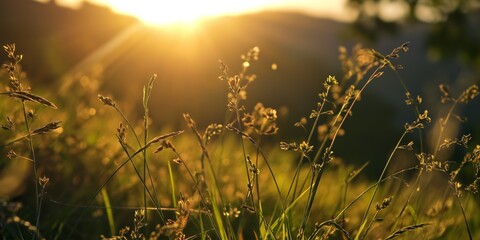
xmin=109 ymin=1 xmax=210 ymax=25
xmin=95 ymin=0 xmax=278 ymax=26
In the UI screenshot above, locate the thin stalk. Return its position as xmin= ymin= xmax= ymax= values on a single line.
xmin=254 ymin=142 xmax=264 ymax=237
xmin=66 ymin=142 xmax=164 ymax=239
xmin=226 ymin=62 xmax=256 ymax=214
xmin=251 ymin=136 xmax=278 ymax=239
xmin=255 ymin=138 xmax=261 ymax=209
xmin=142 ymin=75 xmax=155 ymax=228
xmin=297 ymin=166 xmax=326 ymax=239
xmin=300 ymin=89 xmax=356 ymax=230
xmin=199 ymin=214 xmax=206 ymax=240
xmin=252 ymin=149 xmax=277 ymax=239
xmin=183 ymin=118 xmax=234 ymax=238
xmin=35 ymin=188 xmax=46 ymax=240
xmin=431 ymin=93 xmax=474 ymax=240
xmin=391 ymin=168 xmax=423 ymax=231
xmin=113 ymin=106 xmax=161 ymax=225
xmin=307 ymin=220 xmax=352 ymax=240
xmin=442 ymin=169 xmax=474 ymax=240
xmin=229 ymin=127 xmax=288 ymax=230
xmin=167 ymin=160 xmax=177 ymax=206
xmin=15 ymin=224 xmax=26 ymax=240
xmin=342 ymin=182 xmax=348 ymax=226
xmin=269 ymin=187 xmax=311 ymax=233
xmin=360 ymin=210 xmax=379 ymax=240
xmin=118 ymin=141 xmax=165 ymax=220
xmin=170 ymin=150 xmax=223 ymax=239
xmin=204 ymin=153 xmax=235 ymax=238
xmin=316 ymin=167 xmax=418 ymax=240
xmin=1 ymin=134 xmax=32 ymax=148
xmin=456 ymin=194 xmax=473 ymax=240
xmin=355 ymin=131 xmax=407 ymax=240
xmin=21 ymin=102 xmax=40 ymax=240
xmin=114 ymin=106 xmax=141 ymax=145
xmin=326 ymin=73 xmax=378 ymax=159
xmin=285 ymin=88 xmax=330 ymax=211
xmin=333 ymin=167 xmax=418 ymax=222
xmin=388 ymin=68 xmax=427 ymax=230
xmin=143 ymin=111 xmax=148 ymax=227
xmin=230 ymin=98 xmax=262 ymax=240
xmin=433 ymin=99 xmax=460 ymax=158
xmin=234 ymin=105 xmax=255 ymax=211
xmin=101 ymin=188 xmax=116 ymax=236
xmin=298 ymin=66 xmax=384 ymax=238
xmin=391 ymin=70 xmax=425 ymax=151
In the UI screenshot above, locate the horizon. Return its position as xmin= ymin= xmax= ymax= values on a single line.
xmin=33 ymin=0 xmax=359 ymax=25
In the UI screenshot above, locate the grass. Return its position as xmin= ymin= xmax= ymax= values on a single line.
xmin=0 ymin=41 xmax=479 ymax=240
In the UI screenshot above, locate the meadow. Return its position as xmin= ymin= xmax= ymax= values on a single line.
xmin=1 ymin=41 xmax=479 ymax=240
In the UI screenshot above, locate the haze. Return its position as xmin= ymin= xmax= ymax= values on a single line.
xmin=34 ymin=0 xmax=357 ymax=24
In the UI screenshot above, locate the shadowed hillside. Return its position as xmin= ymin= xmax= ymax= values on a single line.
xmin=0 ymin=0 xmax=136 ymax=82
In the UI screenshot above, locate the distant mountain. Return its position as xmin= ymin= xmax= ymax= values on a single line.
xmin=0 ymin=0 xmax=136 ymax=82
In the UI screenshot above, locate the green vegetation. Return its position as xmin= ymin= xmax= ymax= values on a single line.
xmin=1 ymin=41 xmax=479 ymax=240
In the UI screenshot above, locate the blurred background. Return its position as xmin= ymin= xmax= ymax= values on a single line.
xmin=1 ymin=1 xmax=480 ymax=238
xmin=1 ymin=0 xmax=479 ymax=170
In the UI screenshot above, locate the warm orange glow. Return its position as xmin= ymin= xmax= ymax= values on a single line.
xmin=36 ymin=0 xmax=354 ymax=25
xmin=89 ymin=0 xmax=283 ymax=26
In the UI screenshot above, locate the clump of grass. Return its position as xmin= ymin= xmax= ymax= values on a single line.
xmin=1 ymin=44 xmax=59 ymax=240
xmin=65 ymin=84 xmax=184 ymax=238
xmin=1 ymin=41 xmax=479 ymax=240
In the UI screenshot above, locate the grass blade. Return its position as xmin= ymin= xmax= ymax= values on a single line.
xmin=101 ymin=188 xmax=116 ymax=237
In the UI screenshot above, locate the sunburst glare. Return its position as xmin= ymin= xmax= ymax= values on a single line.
xmin=90 ymin=0 xmax=281 ymax=25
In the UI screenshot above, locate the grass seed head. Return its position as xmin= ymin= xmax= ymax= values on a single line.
xmin=203 ymin=123 xmax=223 ymax=145
xmin=280 ymin=141 xmax=298 ymax=151
xmin=116 ymin=123 xmax=127 ymax=144
xmin=98 ymin=94 xmax=116 ymax=107
xmin=2 ymin=116 xmax=14 ymax=130
xmin=376 ymin=196 xmax=393 ymax=211
xmin=31 ymin=121 xmax=62 ymax=135
xmin=459 ymin=84 xmax=479 ymax=104
xmin=39 ymin=176 xmax=49 ymax=187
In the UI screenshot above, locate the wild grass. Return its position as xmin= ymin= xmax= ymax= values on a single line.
xmin=0 ymin=41 xmax=479 ymax=240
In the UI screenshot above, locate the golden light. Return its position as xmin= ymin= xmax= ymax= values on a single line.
xmin=36 ymin=0 xmax=353 ymax=25
xmin=91 ymin=0 xmax=282 ymax=26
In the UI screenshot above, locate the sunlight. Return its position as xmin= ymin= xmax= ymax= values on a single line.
xmin=91 ymin=0 xmax=280 ymax=26
xmin=35 ymin=0 xmax=353 ymax=25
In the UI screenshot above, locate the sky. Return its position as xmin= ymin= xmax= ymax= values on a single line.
xmin=35 ymin=0 xmax=358 ymax=25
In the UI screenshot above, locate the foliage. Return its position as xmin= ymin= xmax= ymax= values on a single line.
xmin=1 ymin=41 xmax=479 ymax=240
xmin=347 ymin=0 xmax=480 ymax=65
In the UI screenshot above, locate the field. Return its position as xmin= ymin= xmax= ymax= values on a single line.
xmin=1 ymin=37 xmax=479 ymax=240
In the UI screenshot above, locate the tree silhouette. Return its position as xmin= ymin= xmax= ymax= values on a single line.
xmin=348 ymin=0 xmax=480 ymax=66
